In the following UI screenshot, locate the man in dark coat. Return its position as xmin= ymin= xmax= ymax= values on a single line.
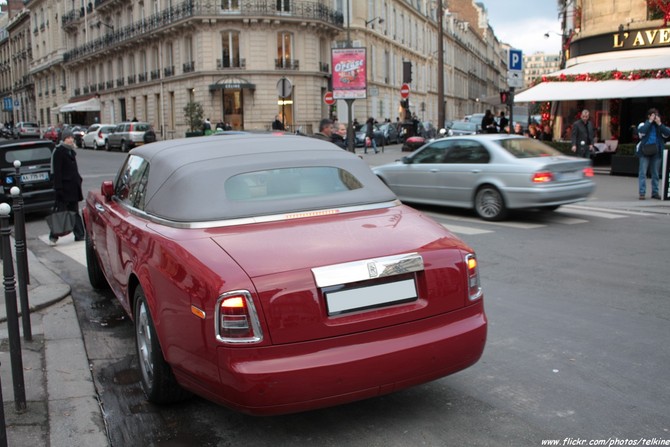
xmin=49 ymin=129 xmax=85 ymax=243
xmin=570 ymin=109 xmax=595 ymax=158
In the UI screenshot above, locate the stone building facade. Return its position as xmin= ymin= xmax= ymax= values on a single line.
xmin=1 ymin=0 xmax=509 ymax=137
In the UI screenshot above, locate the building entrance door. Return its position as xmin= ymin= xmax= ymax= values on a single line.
xmin=222 ymin=90 xmax=243 ymax=130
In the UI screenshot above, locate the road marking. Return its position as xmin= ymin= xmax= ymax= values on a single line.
xmin=558 ymin=207 xmax=627 ymax=219
xmin=563 ymin=204 xmax=649 ymax=216
xmin=39 ymin=234 xmax=87 ymax=267
xmin=441 ymin=224 xmax=493 ymax=235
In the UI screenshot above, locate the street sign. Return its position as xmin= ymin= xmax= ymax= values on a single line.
xmin=508 ymin=48 xmax=523 ymax=88
xmin=324 ymin=91 xmax=335 ymax=105
xmin=276 ymin=77 xmax=292 ymax=98
xmin=400 ymin=83 xmax=410 ymax=98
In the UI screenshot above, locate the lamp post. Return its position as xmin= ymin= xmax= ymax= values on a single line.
xmin=437 ymin=0 xmax=445 ymax=129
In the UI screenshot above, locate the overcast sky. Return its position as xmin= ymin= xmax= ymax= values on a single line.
xmin=480 ymin=0 xmax=563 ymax=55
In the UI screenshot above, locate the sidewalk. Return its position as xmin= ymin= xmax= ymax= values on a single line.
xmin=0 ymin=145 xmax=668 ymax=446
xmin=0 ymin=242 xmax=108 ymax=446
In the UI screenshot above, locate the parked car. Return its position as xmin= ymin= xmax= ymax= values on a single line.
xmin=373 ymin=135 xmax=595 ymax=221
xmin=13 ymin=122 xmax=41 ymax=139
xmin=355 ymin=123 xmax=385 ymax=147
xmin=0 ymin=138 xmax=55 ymax=213
xmin=83 ymin=133 xmax=486 ymax=415
xmin=69 ymin=125 xmax=87 ymax=148
xmin=379 ymin=122 xmax=399 ymax=144
xmin=401 ymin=135 xmax=426 ymax=152
xmin=106 ymin=121 xmax=156 ymax=152
xmin=82 ymin=124 xmax=115 ymax=150
xmin=43 ymin=126 xmax=60 ymax=143
xmin=447 ymin=121 xmax=480 ymax=136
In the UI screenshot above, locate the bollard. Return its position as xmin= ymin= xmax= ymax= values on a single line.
xmin=13 ymin=161 xmax=29 ymax=283
xmin=0 ymin=202 xmax=26 ymax=412
xmin=11 ymin=186 xmax=32 ymax=341
xmin=0 ymin=360 xmax=7 ymax=447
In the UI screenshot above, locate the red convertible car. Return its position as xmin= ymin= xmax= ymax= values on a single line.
xmin=83 ymin=133 xmax=487 ymax=415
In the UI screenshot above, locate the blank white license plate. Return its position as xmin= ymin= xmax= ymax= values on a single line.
xmin=21 ymin=172 xmax=49 ymax=182
xmin=559 ymin=171 xmax=581 ymax=181
xmin=325 ymin=279 xmax=417 ymax=315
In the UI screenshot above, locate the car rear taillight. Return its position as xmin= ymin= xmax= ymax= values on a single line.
xmin=215 ymin=290 xmax=263 ymax=343
xmin=98 ymin=130 xmax=103 ymax=138
xmin=583 ymin=167 xmax=594 ymax=177
xmin=465 ymin=254 xmax=482 ymax=301
xmin=532 ymin=171 xmax=554 ymax=183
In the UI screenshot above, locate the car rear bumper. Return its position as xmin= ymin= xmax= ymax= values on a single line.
xmin=1 ymin=190 xmax=55 ymax=213
xmin=183 ymin=302 xmax=486 ymax=415
xmin=504 ymin=181 xmax=595 ymax=208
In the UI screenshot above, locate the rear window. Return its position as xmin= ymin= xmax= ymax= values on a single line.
xmin=225 ymin=167 xmax=363 ymax=201
xmin=132 ymin=123 xmax=151 ymax=132
xmin=21 ymin=122 xmax=39 ymax=128
xmin=498 ymin=137 xmax=562 ymax=158
xmin=3 ymin=146 xmax=52 ymax=167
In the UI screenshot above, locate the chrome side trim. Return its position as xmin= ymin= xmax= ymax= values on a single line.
xmin=312 ymin=253 xmax=424 ymax=288
xmin=117 ymin=199 xmax=402 ymax=229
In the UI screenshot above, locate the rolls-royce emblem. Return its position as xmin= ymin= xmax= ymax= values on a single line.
xmin=367 ymin=262 xmax=378 ymax=278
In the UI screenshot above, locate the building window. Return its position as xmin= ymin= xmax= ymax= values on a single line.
xmin=220 ymin=0 xmax=240 ymax=11
xmin=277 ymin=0 xmax=290 ymax=13
xmin=220 ymin=31 xmax=240 ymax=68
xmin=277 ymin=32 xmax=293 ymax=68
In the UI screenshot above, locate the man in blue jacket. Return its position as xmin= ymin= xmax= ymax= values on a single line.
xmin=637 ymin=108 xmax=670 ymax=200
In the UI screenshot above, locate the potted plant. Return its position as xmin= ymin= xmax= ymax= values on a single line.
xmin=610 ymin=143 xmax=638 ymax=176
xmin=184 ymin=101 xmax=204 ymax=137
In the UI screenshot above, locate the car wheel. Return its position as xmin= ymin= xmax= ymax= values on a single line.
xmin=121 ymin=141 xmax=128 ymax=152
xmin=134 ymin=288 xmax=190 ymax=404
xmin=474 ymin=185 xmax=508 ymax=221
xmin=85 ymin=233 xmax=109 ymax=290
xmin=105 ymin=140 xmax=111 ymax=151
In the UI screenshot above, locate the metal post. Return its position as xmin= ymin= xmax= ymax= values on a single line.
xmin=11 ymin=186 xmax=31 ymax=341
xmin=0 ymin=203 xmax=27 ymax=412
xmin=437 ymin=0 xmax=445 ymax=129
xmin=12 ymin=161 xmax=29 ymax=283
xmin=509 ymin=87 xmax=515 ymax=132
xmin=0 ymin=360 xmax=7 ymax=446
xmin=345 ymin=1 xmax=356 ymax=153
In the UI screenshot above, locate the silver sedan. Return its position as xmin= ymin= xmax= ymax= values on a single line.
xmin=372 ymin=135 xmax=596 ymax=220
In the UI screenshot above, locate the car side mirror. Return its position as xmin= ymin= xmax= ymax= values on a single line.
xmin=401 ymin=156 xmax=412 ymax=164
xmin=101 ymin=180 xmax=114 ymax=200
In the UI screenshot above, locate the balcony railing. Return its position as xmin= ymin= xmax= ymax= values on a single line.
xmin=183 ymin=61 xmax=195 ymax=73
xmin=64 ymin=0 xmax=343 ymax=63
xmin=275 ymin=58 xmax=299 ymax=70
xmin=217 ymin=58 xmax=245 ymax=69
xmin=106 ymin=80 xmax=113 ymax=89
xmin=116 ymin=78 xmax=125 ymax=87
xmin=319 ymin=62 xmax=329 ymax=73
xmin=138 ymin=72 xmax=147 ymax=82
xmin=127 ymin=75 xmax=136 ymax=85
xmin=164 ymin=66 xmax=174 ymax=77
xmin=151 ymin=69 xmax=161 ymax=80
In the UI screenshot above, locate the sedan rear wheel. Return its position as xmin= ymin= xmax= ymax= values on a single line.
xmin=121 ymin=141 xmax=128 ymax=152
xmin=105 ymin=140 xmax=111 ymax=151
xmin=475 ymin=185 xmax=508 ymax=221
xmin=134 ymin=288 xmax=190 ymax=404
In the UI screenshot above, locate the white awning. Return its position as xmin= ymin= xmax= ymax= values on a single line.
xmin=59 ymin=97 xmax=100 ymax=113
xmin=515 ymin=49 xmax=670 ymax=102
xmin=515 ymin=78 xmax=670 ymax=102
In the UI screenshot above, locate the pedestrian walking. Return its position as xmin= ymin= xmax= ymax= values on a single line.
xmin=571 ymin=109 xmax=595 ymax=158
xmin=636 ymin=108 xmax=670 ymax=200
xmin=365 ymin=117 xmax=378 ymax=154
xmin=49 ymin=129 xmax=85 ymax=244
xmin=312 ymin=118 xmax=333 ymax=141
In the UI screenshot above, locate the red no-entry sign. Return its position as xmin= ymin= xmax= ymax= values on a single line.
xmin=400 ymin=83 xmax=410 ymax=98
xmin=324 ymin=91 xmax=335 ymax=105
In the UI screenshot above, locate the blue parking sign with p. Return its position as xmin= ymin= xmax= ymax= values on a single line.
xmin=509 ymin=49 xmax=523 ymax=71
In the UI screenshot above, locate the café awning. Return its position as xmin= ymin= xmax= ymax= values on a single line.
xmin=58 ymin=97 xmax=101 ymax=113
xmin=209 ymin=76 xmax=255 ymax=91
xmin=515 ymin=50 xmax=670 ymax=102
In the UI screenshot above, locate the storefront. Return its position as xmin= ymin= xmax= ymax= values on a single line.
xmin=515 ymin=26 xmax=670 ymax=143
xmin=209 ymin=78 xmax=255 ymax=131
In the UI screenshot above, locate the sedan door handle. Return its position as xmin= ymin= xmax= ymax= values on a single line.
xmin=430 ymin=168 xmax=439 ymax=173
xmin=95 ymin=203 xmax=106 ymax=213
xmin=470 ymin=169 xmax=482 ymax=174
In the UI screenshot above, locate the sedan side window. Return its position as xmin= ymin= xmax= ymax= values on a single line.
xmin=444 ymin=142 xmax=491 ymax=164
xmin=413 ymin=141 xmax=451 ymax=164
xmin=115 ymin=155 xmax=150 ymax=209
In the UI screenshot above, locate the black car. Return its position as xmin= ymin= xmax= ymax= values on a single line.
xmin=0 ymin=139 xmax=56 ymax=213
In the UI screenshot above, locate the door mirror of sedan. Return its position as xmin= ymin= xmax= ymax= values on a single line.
xmin=101 ymin=180 xmax=114 ymax=200
xmin=401 ymin=156 xmax=412 ymax=164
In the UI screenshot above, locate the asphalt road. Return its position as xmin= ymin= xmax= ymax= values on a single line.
xmin=24 ymin=143 xmax=670 ymax=446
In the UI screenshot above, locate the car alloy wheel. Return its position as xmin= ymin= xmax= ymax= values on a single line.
xmin=121 ymin=141 xmax=128 ymax=152
xmin=134 ymin=288 xmax=189 ymax=404
xmin=85 ymin=233 xmax=109 ymax=290
xmin=105 ymin=141 xmax=111 ymax=151
xmin=475 ymin=185 xmax=507 ymax=221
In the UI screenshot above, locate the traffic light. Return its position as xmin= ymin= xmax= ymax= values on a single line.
xmin=500 ymin=90 xmax=510 ymax=105
xmin=403 ymin=61 xmax=412 ymax=83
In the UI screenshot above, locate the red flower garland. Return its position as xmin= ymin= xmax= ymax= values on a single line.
xmin=535 ymin=68 xmax=670 ymax=87
xmin=647 ymin=0 xmax=670 ymax=26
